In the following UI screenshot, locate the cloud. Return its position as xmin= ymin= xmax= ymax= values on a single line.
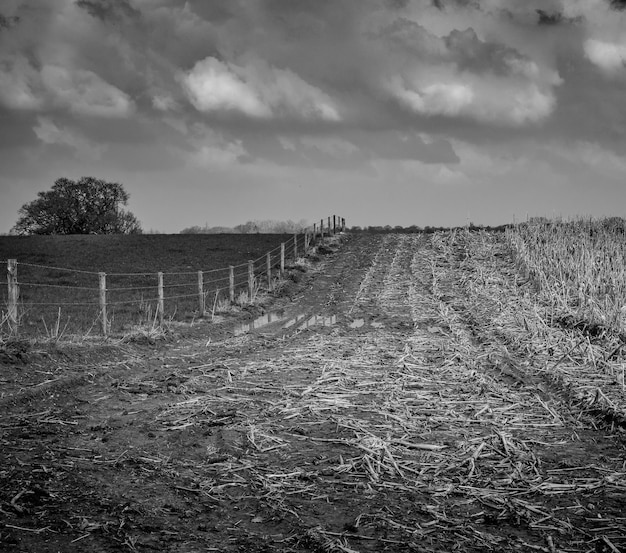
xmin=0 ymin=55 xmax=43 ymax=110
xmin=376 ymin=19 xmax=561 ymax=126
xmin=41 ymin=65 xmax=134 ymax=117
xmin=547 ymin=140 xmax=626 ymax=179
xmin=584 ymin=39 xmax=626 ymax=74
xmin=33 ymin=116 xmax=105 ymax=160
xmin=180 ymin=56 xmax=340 ymax=121
xmin=181 ymin=57 xmax=270 ymax=118
xmin=75 ymin=0 xmax=141 ymax=23
xmin=152 ymin=93 xmax=179 ymax=111
xmin=184 ymin=122 xmax=248 ymax=168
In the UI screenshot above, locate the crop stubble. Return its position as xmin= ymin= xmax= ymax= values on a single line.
xmin=0 ymin=232 xmax=625 ymax=552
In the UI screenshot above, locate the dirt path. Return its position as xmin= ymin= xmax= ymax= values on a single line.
xmin=1 ymin=233 xmax=625 ymax=552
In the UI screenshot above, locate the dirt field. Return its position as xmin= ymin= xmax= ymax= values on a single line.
xmin=1 ymin=232 xmax=625 ymax=552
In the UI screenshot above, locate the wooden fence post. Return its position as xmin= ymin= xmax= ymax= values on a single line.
xmin=333 ymin=215 xmax=336 ymax=234
xmin=320 ymin=219 xmax=324 ymax=238
xmin=280 ymin=243 xmax=285 ymax=275
xmin=304 ymin=231 xmax=309 ymax=253
xmin=197 ymin=271 xmax=204 ymax=314
xmin=313 ymin=223 xmax=317 ymax=242
xmin=99 ymin=272 xmax=107 ymax=336
xmin=342 ymin=218 xmax=346 ymax=232
xmin=266 ymin=252 xmax=272 ymax=291
xmin=157 ymin=272 xmax=164 ymax=326
xmin=7 ymin=259 xmax=18 ymax=328
xmin=293 ymin=233 xmax=298 ymax=260
xmin=328 ymin=216 xmax=332 ymax=235
xmin=229 ymin=266 xmax=235 ymax=303
xmin=248 ymin=260 xmax=254 ymax=300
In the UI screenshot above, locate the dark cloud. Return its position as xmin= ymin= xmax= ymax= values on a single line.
xmin=536 ymin=9 xmax=562 ymax=25
xmin=0 ymin=13 xmax=20 ymax=30
xmin=185 ymin=1 xmax=239 ymax=24
xmin=75 ymin=0 xmax=140 ymax=23
xmin=445 ymin=28 xmax=523 ymax=76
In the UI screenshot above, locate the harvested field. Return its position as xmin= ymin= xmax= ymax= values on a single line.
xmin=1 ymin=232 xmax=625 ymax=552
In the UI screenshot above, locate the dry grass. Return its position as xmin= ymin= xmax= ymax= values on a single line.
xmin=506 ymin=217 xmax=626 ymax=333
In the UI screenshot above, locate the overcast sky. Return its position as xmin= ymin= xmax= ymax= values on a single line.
xmin=1 ymin=0 xmax=625 ymax=233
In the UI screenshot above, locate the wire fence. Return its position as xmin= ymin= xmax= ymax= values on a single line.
xmin=2 ymin=215 xmax=345 ymax=338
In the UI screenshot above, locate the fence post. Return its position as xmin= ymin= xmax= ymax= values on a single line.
xmin=328 ymin=216 xmax=331 ymax=235
xmin=333 ymin=215 xmax=336 ymax=234
xmin=7 ymin=259 xmax=18 ymax=328
xmin=313 ymin=223 xmax=317 ymax=241
xmin=280 ymin=243 xmax=285 ymax=275
xmin=293 ymin=233 xmax=298 ymax=260
xmin=99 ymin=272 xmax=107 ymax=336
xmin=229 ymin=266 xmax=235 ymax=303
xmin=248 ymin=260 xmax=254 ymax=300
xmin=157 ymin=272 xmax=164 ymax=326
xmin=266 ymin=252 xmax=272 ymax=291
xmin=304 ymin=231 xmax=309 ymax=254
xmin=342 ymin=218 xmax=346 ymax=232
xmin=320 ymin=219 xmax=324 ymax=239
xmin=197 ymin=271 xmax=204 ymax=314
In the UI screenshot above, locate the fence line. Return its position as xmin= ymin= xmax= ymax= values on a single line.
xmin=3 ymin=216 xmax=346 ymax=337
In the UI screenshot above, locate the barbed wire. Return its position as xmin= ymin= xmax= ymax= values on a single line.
xmin=18 ymin=262 xmax=99 ymax=275
xmin=23 ymin=300 xmax=99 ymax=307
xmin=18 ymin=281 xmax=99 ymax=291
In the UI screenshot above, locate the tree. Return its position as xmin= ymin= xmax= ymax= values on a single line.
xmin=12 ymin=177 xmax=142 ymax=235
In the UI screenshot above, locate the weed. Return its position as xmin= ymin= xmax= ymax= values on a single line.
xmin=40 ymin=307 xmax=70 ymax=343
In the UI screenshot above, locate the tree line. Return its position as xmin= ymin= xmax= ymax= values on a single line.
xmin=180 ymin=219 xmax=309 ymax=234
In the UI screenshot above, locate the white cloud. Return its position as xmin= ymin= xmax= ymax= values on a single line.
xmin=33 ymin=116 xmax=105 ymax=160
xmin=584 ymin=39 xmax=626 ymax=74
xmin=181 ymin=56 xmax=340 ymax=121
xmin=389 ymin=71 xmax=556 ymax=126
xmin=375 ymin=16 xmax=562 ymax=127
xmin=391 ymin=79 xmax=475 ymax=117
xmin=41 ymin=65 xmax=134 ymax=117
xmin=181 ymin=57 xmax=271 ymax=118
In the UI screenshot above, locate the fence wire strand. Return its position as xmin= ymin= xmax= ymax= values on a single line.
xmin=3 ymin=216 xmax=343 ymax=334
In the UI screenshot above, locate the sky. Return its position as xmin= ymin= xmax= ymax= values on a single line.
xmin=1 ymin=0 xmax=625 ymax=233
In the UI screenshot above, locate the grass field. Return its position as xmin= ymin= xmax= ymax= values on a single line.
xmin=0 ymin=233 xmax=306 ymax=338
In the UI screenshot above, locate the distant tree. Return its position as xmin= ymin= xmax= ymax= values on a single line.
xmin=179 ymin=225 xmax=204 ymax=234
xmin=11 ymin=177 xmax=142 ymax=235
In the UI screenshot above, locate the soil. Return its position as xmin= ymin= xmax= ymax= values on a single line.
xmin=1 ymin=233 xmax=625 ymax=552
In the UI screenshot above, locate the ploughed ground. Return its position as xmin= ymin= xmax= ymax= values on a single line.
xmin=1 ymin=232 xmax=625 ymax=552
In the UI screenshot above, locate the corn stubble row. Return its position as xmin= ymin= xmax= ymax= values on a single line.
xmin=507 ymin=217 xmax=626 ymax=334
